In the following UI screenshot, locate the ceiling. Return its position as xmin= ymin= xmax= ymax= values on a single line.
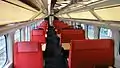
xmin=2 ymin=0 xmax=97 ymax=15
xmin=1 ymin=0 xmax=120 ymax=25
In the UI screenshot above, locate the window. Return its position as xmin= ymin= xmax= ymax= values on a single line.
xmin=37 ymin=20 xmax=43 ymax=26
xmin=0 ymin=35 xmax=7 ymax=68
xmin=99 ymin=28 xmax=112 ymax=39
xmin=25 ymin=26 xmax=30 ymax=41
xmin=31 ymin=24 xmax=35 ymax=30
xmin=14 ymin=29 xmax=21 ymax=42
xmin=87 ymin=25 xmax=94 ymax=39
xmin=36 ymin=22 xmax=40 ymax=26
xmin=81 ymin=24 xmax=85 ymax=29
xmin=20 ymin=29 xmax=24 ymax=41
xmin=34 ymin=23 xmax=37 ymax=29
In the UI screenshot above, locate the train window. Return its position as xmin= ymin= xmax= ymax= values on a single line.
xmin=0 ymin=35 xmax=7 ymax=68
xmin=36 ymin=22 xmax=39 ymax=26
xmin=99 ymin=28 xmax=112 ymax=39
xmin=25 ymin=26 xmax=30 ymax=41
xmin=31 ymin=24 xmax=35 ymax=30
xmin=87 ymin=25 xmax=94 ymax=39
xmin=34 ymin=23 xmax=37 ymax=29
xmin=37 ymin=20 xmax=42 ymax=26
xmin=14 ymin=29 xmax=21 ymax=42
xmin=81 ymin=24 xmax=85 ymax=29
xmin=28 ymin=26 xmax=30 ymax=41
xmin=20 ymin=29 xmax=24 ymax=41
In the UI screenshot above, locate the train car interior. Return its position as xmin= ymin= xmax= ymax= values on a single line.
xmin=0 ymin=0 xmax=120 ymax=68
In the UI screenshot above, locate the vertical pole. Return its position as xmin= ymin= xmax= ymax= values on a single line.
xmin=7 ymin=32 xmax=15 ymax=65
xmin=49 ymin=10 xmax=54 ymax=26
xmin=112 ymin=29 xmax=120 ymax=57
xmin=111 ymin=29 xmax=120 ymax=68
xmin=84 ymin=24 xmax=88 ymax=39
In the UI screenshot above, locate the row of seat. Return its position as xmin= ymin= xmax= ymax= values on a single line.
xmin=14 ymin=18 xmax=114 ymax=68
xmin=53 ymin=20 xmax=72 ymax=34
xmin=30 ymin=20 xmax=48 ymax=43
xmin=14 ymin=20 xmax=48 ymax=68
xmin=14 ymin=40 xmax=114 ymax=68
xmin=53 ymin=19 xmax=114 ymax=68
xmin=53 ymin=19 xmax=86 ymax=43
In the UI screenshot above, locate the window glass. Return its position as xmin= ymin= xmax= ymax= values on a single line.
xmin=14 ymin=29 xmax=20 ymax=42
xmin=88 ymin=25 xmax=94 ymax=39
xmin=21 ymin=29 xmax=24 ymax=41
xmin=81 ymin=24 xmax=85 ymax=29
xmin=25 ymin=26 xmax=30 ymax=41
xmin=37 ymin=20 xmax=43 ymax=26
xmin=28 ymin=26 xmax=30 ymax=41
xmin=99 ymin=28 xmax=112 ymax=39
xmin=0 ymin=35 xmax=7 ymax=68
xmin=31 ymin=24 xmax=35 ymax=30
xmin=25 ymin=26 xmax=28 ymax=41
xmin=34 ymin=23 xmax=37 ymax=29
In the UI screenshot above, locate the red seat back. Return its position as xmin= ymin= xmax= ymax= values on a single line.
xmin=37 ymin=21 xmax=48 ymax=31
xmin=61 ymin=29 xmax=85 ymax=43
xmin=31 ymin=29 xmax=45 ymax=43
xmin=53 ymin=20 xmax=70 ymax=29
xmin=14 ymin=42 xmax=43 ymax=68
xmin=69 ymin=39 xmax=114 ymax=68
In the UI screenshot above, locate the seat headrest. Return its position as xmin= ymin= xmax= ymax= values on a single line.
xmin=71 ymin=39 xmax=113 ymax=50
xmin=32 ymin=30 xmax=44 ymax=35
xmin=17 ymin=42 xmax=39 ymax=52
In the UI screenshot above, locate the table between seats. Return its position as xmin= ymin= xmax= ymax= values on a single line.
xmin=41 ymin=43 xmax=70 ymax=51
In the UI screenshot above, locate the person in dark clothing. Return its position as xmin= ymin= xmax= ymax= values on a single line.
xmin=54 ymin=16 xmax=59 ymax=20
xmin=44 ymin=31 xmax=68 ymax=68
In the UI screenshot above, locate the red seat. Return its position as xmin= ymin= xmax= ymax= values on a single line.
xmin=37 ymin=21 xmax=48 ymax=31
xmin=31 ymin=29 xmax=45 ymax=43
xmin=53 ymin=20 xmax=73 ymax=34
xmin=68 ymin=39 xmax=114 ymax=68
xmin=61 ymin=29 xmax=85 ymax=43
xmin=53 ymin=20 xmax=70 ymax=29
xmin=14 ymin=42 xmax=43 ymax=68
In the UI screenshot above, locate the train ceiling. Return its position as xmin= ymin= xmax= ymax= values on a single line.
xmin=0 ymin=0 xmax=120 ymax=25
xmin=56 ymin=0 xmax=120 ymax=21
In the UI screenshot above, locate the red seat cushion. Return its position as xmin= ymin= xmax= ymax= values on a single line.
xmin=68 ymin=39 xmax=114 ymax=68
